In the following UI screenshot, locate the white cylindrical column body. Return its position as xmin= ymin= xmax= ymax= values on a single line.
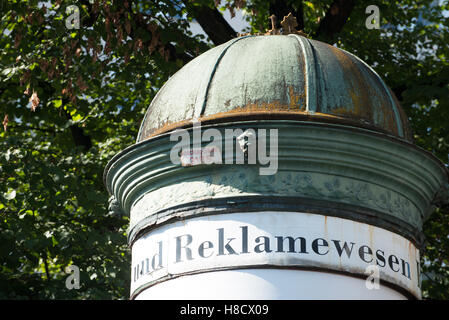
xmin=130 ymin=211 xmax=419 ymax=299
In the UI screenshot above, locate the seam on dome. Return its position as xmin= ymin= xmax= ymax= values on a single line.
xmin=195 ymin=35 xmax=254 ymax=118
xmin=289 ymin=34 xmax=318 ymax=113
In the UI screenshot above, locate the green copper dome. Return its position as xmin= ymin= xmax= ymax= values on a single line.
xmin=137 ymin=34 xmax=412 ymax=142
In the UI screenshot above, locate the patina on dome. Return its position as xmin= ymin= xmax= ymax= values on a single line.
xmin=137 ymin=34 xmax=412 ymax=142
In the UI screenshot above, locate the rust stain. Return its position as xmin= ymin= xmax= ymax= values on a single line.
xmin=141 ymin=108 xmax=342 ymax=139
xmin=288 ymin=85 xmax=305 ymax=110
xmin=324 ymin=216 xmax=328 ymax=240
xmin=408 ymin=241 xmax=415 ymax=263
xmin=140 ymin=87 xmax=306 ymax=139
xmin=328 ymin=46 xmax=400 ymax=137
xmin=138 ymin=104 xmax=403 ymax=141
xmin=368 ymin=225 xmax=374 ymax=252
xmin=329 ymin=46 xmax=371 ymax=119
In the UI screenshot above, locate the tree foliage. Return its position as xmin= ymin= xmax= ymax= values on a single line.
xmin=0 ymin=0 xmax=448 ymax=299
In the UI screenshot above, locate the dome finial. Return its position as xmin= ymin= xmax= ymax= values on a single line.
xmin=281 ymin=12 xmax=298 ymax=34
xmin=266 ymin=14 xmax=280 ymax=35
xmin=238 ymin=13 xmax=309 ymax=37
xmin=280 ymin=12 xmax=309 ymax=37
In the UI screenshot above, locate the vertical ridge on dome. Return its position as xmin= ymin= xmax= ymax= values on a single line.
xmin=195 ymin=35 xmax=253 ymax=119
xmin=203 ymin=35 xmax=306 ymax=116
xmin=290 ymin=34 xmax=317 ymax=113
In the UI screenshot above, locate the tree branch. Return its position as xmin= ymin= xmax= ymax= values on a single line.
xmin=62 ymin=99 xmax=92 ymax=151
xmin=392 ymin=84 xmax=407 ymax=102
xmin=79 ymin=0 xmax=100 ymax=27
xmin=8 ymin=124 xmax=57 ymax=134
xmin=269 ymin=0 xmax=304 ymax=31
xmin=69 ymin=124 xmax=92 ymax=151
xmin=43 ymin=251 xmax=51 ymax=281
xmin=314 ymin=0 xmax=355 ymax=42
xmin=125 ymin=7 xmax=194 ymax=64
xmin=184 ymin=2 xmax=237 ymax=45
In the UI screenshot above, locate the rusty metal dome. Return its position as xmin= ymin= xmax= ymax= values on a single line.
xmin=137 ymin=34 xmax=412 ymax=142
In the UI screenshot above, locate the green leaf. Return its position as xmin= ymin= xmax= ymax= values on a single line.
xmin=4 ymin=189 xmax=16 ymax=200
xmin=53 ymin=99 xmax=62 ymax=108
